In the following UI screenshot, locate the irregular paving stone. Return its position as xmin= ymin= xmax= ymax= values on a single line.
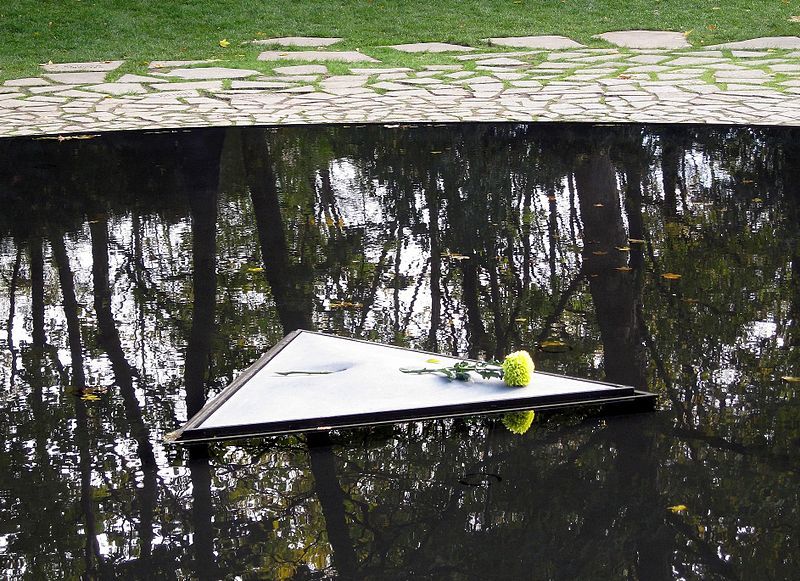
xmin=572 ymin=54 xmax=623 ymax=63
xmin=258 ymin=51 xmax=379 ymax=62
xmin=486 ymin=36 xmax=583 ymax=49
xmin=41 ymin=60 xmax=124 ymax=73
xmin=117 ymin=74 xmax=164 ymax=83
xmin=151 ymin=81 xmax=224 ymax=91
xmin=626 ymin=65 xmax=671 ymax=73
xmin=492 ymin=72 xmax=526 ymax=80
xmin=275 ymin=65 xmax=329 ymax=75
xmin=476 ymin=57 xmax=528 ymax=66
xmin=770 ymin=64 xmax=800 ymax=72
xmin=446 ymin=71 xmax=476 ymax=79
xmin=350 ymin=67 xmax=411 ymax=75
xmin=87 ymin=82 xmax=147 ymax=95
xmin=706 ymin=37 xmax=800 ymax=49
xmin=456 ymin=51 xmax=536 ymax=61
xmin=230 ymin=81 xmax=298 ymax=89
xmin=715 ymin=69 xmax=771 ymax=79
xmin=44 ymin=72 xmax=108 ymax=84
xmin=594 ymin=30 xmax=690 ymax=49
xmin=28 ymin=84 xmax=79 ymax=94
xmin=4 ymin=78 xmax=52 ymax=87
xmin=372 ymin=81 xmax=413 ymax=91
xmin=57 ymin=89 xmax=107 ymax=98
xmin=251 ymin=37 xmax=342 ymax=47
xmin=269 ymin=75 xmax=318 ymax=82
xmin=385 ymin=42 xmax=475 ymax=53
xmin=149 ymin=60 xmax=216 ymax=68
xmin=164 ymin=67 xmax=261 ymax=79
xmin=669 ymin=57 xmax=726 ymax=66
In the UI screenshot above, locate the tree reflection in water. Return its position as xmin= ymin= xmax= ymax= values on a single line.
xmin=0 ymin=123 xmax=798 ymax=579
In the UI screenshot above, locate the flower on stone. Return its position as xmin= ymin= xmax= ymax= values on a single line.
xmin=501 ymin=350 xmax=535 ymax=387
xmin=501 ymin=410 xmax=535 ymax=435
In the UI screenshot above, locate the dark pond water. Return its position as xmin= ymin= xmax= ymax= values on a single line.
xmin=0 ymin=123 xmax=799 ymax=580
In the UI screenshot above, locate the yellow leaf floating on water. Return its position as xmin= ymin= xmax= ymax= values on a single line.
xmin=246 ymin=266 xmax=264 ymax=273
xmin=615 ymin=266 xmax=633 ymax=272
xmin=782 ymin=376 xmax=800 ymax=383
xmin=82 ymin=394 xmax=101 ymax=402
xmin=329 ymin=300 xmax=363 ymax=309
xmin=426 ymin=358 xmax=441 ymax=364
xmin=616 ymin=246 xmax=630 ymax=251
xmin=668 ymin=504 xmax=688 ymax=513
xmin=592 ymin=250 xmax=608 ymax=256
xmin=441 ymin=252 xmax=470 ymax=260
xmin=662 ymin=273 xmax=682 ymax=280
xmin=628 ymin=238 xmax=645 ymax=244
xmin=219 ymin=39 xmax=230 ymax=48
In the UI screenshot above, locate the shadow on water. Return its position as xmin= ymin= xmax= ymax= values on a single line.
xmin=0 ymin=123 xmax=799 ymax=579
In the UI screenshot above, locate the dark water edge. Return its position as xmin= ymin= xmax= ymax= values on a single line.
xmin=0 ymin=122 xmax=799 ymax=580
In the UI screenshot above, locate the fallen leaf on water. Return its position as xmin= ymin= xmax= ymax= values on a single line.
xmin=514 ymin=317 xmax=528 ymax=322
xmin=742 ymin=178 xmax=754 ymax=184
xmin=752 ymin=197 xmax=763 ymax=203
xmin=614 ymin=266 xmax=633 ymax=272
xmin=539 ymin=339 xmax=571 ymax=352
xmin=668 ymin=504 xmax=688 ymax=513
xmin=593 ymin=203 xmax=604 ymax=207
xmin=430 ymin=150 xmax=442 ymax=154
xmin=246 ymin=266 xmax=264 ymax=273
xmin=82 ymin=394 xmax=101 ymax=402
xmin=628 ymin=238 xmax=645 ymax=244
xmin=219 ymin=39 xmax=230 ymax=48
xmin=592 ymin=250 xmax=608 ymax=255
xmin=441 ymin=252 xmax=470 ymax=260
xmin=682 ymin=298 xmax=699 ymax=304
xmin=329 ymin=300 xmax=363 ymax=309
xmin=662 ymin=273 xmax=682 ymax=280
xmin=616 ymin=246 xmax=630 ymax=251
xmin=782 ymin=376 xmax=800 ymax=383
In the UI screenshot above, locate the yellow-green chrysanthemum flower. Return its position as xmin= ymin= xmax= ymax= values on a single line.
xmin=502 ymin=410 xmax=535 ymax=435
xmin=501 ymin=350 xmax=535 ymax=387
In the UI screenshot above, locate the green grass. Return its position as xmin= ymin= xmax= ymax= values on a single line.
xmin=2 ymin=0 xmax=800 ymax=80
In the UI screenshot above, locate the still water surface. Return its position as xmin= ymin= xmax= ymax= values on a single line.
xmin=0 ymin=123 xmax=799 ymax=580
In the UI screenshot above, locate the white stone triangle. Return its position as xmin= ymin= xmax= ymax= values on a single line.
xmin=170 ymin=330 xmax=652 ymax=442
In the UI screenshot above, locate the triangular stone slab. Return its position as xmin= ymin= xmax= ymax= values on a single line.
xmin=170 ymin=330 xmax=655 ymax=442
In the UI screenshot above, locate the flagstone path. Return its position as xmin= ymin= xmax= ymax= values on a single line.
xmin=2 ymin=33 xmax=800 ymax=137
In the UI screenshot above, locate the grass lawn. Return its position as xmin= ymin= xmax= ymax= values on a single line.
xmin=2 ymin=0 xmax=800 ymax=80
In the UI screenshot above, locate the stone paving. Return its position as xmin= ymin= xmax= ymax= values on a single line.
xmin=3 ymin=33 xmax=800 ymax=137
